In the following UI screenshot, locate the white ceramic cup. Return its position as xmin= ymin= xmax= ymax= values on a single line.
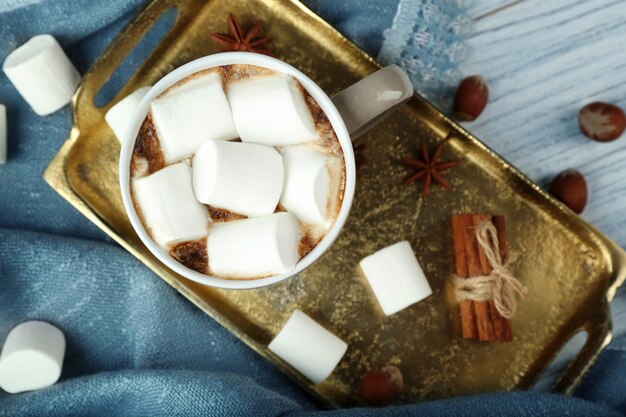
xmin=120 ymin=52 xmax=412 ymax=290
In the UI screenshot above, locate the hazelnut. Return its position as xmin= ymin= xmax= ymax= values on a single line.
xmin=549 ymin=169 xmax=587 ymax=214
xmin=578 ymin=102 xmax=626 ymax=142
xmin=358 ymin=364 xmax=403 ymax=406
xmin=453 ymin=76 xmax=489 ymax=122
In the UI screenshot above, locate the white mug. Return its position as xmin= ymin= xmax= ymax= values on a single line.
xmin=119 ymin=52 xmax=412 ymax=290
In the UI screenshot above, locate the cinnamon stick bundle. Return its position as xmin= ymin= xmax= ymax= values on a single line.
xmin=451 ymin=214 xmax=512 ymax=342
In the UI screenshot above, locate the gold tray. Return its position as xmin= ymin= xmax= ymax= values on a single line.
xmin=44 ymin=0 xmax=626 ymax=408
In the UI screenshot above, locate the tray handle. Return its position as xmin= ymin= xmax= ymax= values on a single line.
xmin=72 ymin=0 xmax=192 ymax=131
xmin=553 ymin=237 xmax=626 ymax=393
xmin=552 ymin=307 xmax=612 ymax=394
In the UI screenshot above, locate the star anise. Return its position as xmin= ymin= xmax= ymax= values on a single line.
xmin=210 ymin=14 xmax=272 ymax=56
xmin=401 ymin=142 xmax=459 ymax=198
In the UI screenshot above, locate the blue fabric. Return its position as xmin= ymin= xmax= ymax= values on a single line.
xmin=378 ymin=0 xmax=472 ymax=110
xmin=0 ymin=1 xmax=625 ymax=416
xmin=0 ymin=0 xmax=139 ymax=240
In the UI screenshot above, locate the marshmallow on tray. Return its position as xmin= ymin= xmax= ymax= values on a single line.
xmin=150 ymin=72 xmax=238 ymax=163
xmin=3 ymin=35 xmax=81 ymax=116
xmin=193 ymin=140 xmax=283 ymax=217
xmin=227 ymin=74 xmax=317 ymax=146
xmin=280 ymin=146 xmax=340 ymax=225
xmin=0 ymin=104 xmax=6 ymax=164
xmin=0 ymin=321 xmax=65 ymax=394
xmin=105 ymin=86 xmax=151 ymax=142
xmin=207 ymin=212 xmax=300 ymax=278
xmin=133 ymin=161 xmax=209 ymax=247
xmin=360 ymin=241 xmax=432 ymax=316
xmin=268 ymin=309 xmax=347 ymax=384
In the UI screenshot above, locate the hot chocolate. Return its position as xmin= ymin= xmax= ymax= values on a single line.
xmin=130 ymin=64 xmax=346 ymax=279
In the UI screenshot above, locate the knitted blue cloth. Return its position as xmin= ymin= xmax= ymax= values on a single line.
xmin=0 ymin=1 xmax=625 ymax=416
xmin=378 ymin=0 xmax=472 ymax=110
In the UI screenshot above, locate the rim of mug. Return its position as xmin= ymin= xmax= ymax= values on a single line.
xmin=119 ymin=52 xmax=356 ymax=290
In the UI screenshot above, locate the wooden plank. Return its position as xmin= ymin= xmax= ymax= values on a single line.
xmin=468 ymin=0 xmax=527 ymax=20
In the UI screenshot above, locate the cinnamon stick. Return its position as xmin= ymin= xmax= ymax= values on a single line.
xmin=451 ymin=215 xmax=478 ymax=339
xmin=451 ymin=213 xmax=512 ymax=342
xmin=473 ymin=214 xmax=508 ymax=342
xmin=493 ymin=215 xmax=512 ymax=342
xmin=467 ymin=215 xmax=495 ymax=341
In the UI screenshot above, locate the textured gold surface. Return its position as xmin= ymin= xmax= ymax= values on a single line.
xmin=44 ymin=0 xmax=626 ymax=408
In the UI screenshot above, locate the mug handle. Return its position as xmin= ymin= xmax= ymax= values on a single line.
xmin=331 ymin=65 xmax=413 ymax=139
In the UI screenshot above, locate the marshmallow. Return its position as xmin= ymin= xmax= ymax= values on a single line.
xmin=150 ymin=72 xmax=238 ymax=163
xmin=360 ymin=241 xmax=432 ymax=316
xmin=105 ymin=86 xmax=151 ymax=142
xmin=207 ymin=212 xmax=300 ymax=278
xmin=0 ymin=321 xmax=65 ymax=394
xmin=268 ymin=310 xmax=347 ymax=384
xmin=133 ymin=161 xmax=209 ymax=247
xmin=193 ymin=140 xmax=283 ymax=217
xmin=227 ymin=74 xmax=317 ymax=146
xmin=280 ymin=146 xmax=341 ymax=225
xmin=0 ymin=104 xmax=6 ymax=164
xmin=3 ymin=35 xmax=81 ymax=116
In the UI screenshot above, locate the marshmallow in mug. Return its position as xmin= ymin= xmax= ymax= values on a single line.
xmin=105 ymin=87 xmax=151 ymax=142
xmin=3 ymin=35 xmax=80 ymax=116
xmin=227 ymin=74 xmax=318 ymax=146
xmin=0 ymin=321 xmax=65 ymax=394
xmin=133 ymin=161 xmax=210 ymax=247
xmin=280 ymin=146 xmax=342 ymax=226
xmin=360 ymin=241 xmax=432 ymax=316
xmin=268 ymin=309 xmax=347 ymax=384
xmin=207 ymin=212 xmax=300 ymax=278
xmin=193 ymin=140 xmax=283 ymax=218
xmin=150 ymin=72 xmax=238 ymax=163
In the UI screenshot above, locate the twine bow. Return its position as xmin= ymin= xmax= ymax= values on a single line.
xmin=453 ymin=221 xmax=528 ymax=319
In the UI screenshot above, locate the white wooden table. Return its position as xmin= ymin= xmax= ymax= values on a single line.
xmin=463 ymin=0 xmax=626 ymax=390
xmin=465 ymin=0 xmax=626 ymax=246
